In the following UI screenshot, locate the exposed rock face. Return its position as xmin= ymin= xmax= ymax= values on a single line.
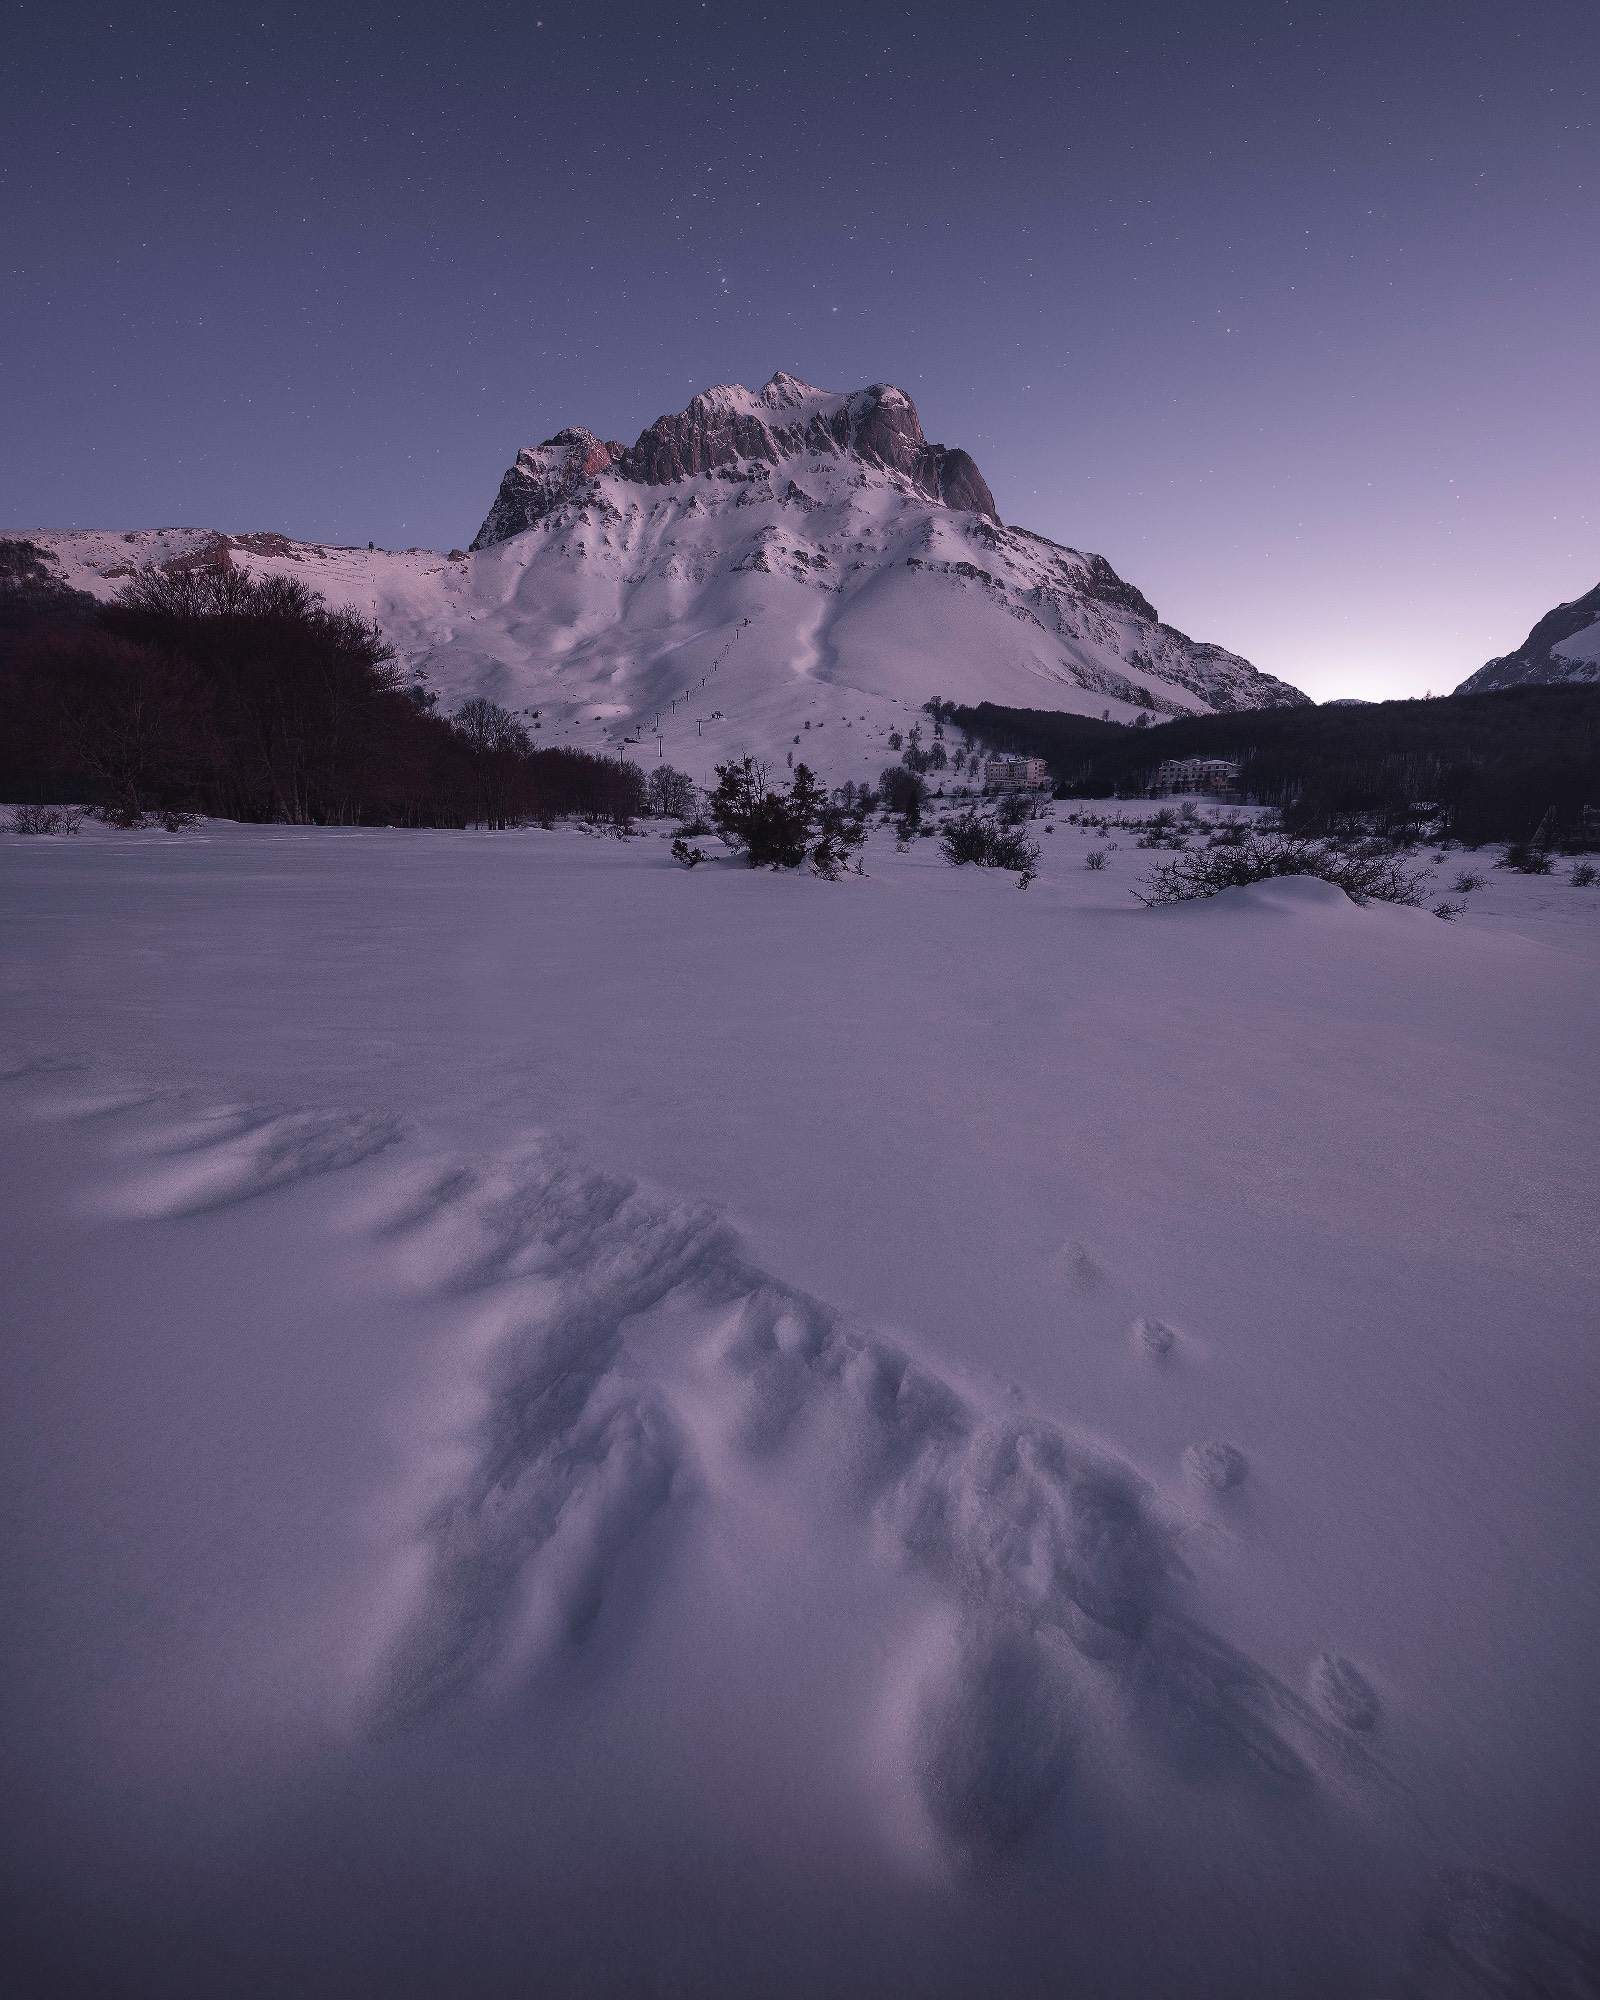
xmin=0 ymin=536 xmax=100 ymax=621
xmin=471 ymin=373 xmax=999 ymax=548
xmin=1454 ymin=581 xmax=1600 ymax=693
xmin=473 ymin=429 xmax=627 ymax=549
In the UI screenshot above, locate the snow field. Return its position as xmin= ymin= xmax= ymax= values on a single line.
xmin=2 ymin=816 xmax=1598 ymax=1995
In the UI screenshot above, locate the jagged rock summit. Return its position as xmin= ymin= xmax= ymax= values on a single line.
xmin=17 ymin=371 xmax=1310 ymax=780
xmin=472 ymin=373 xmax=998 ymax=548
xmin=1454 ymin=580 xmax=1600 ymax=694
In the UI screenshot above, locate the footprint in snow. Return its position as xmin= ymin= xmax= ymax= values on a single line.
xmin=1184 ymin=1440 xmax=1248 ymax=1490
xmin=1132 ymin=1314 xmax=1177 ymax=1360
xmin=1060 ymin=1240 xmax=1108 ymax=1295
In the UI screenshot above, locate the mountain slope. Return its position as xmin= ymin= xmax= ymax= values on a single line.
xmin=16 ymin=374 xmax=1309 ymax=784
xmin=1455 ymin=580 xmax=1600 ymax=694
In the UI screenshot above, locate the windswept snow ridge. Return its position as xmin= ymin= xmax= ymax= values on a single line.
xmin=4 ymin=823 xmax=1598 ymax=1996
xmin=72 ymin=1092 xmax=1381 ymax=1864
xmin=15 ymin=373 xmax=1308 ymax=781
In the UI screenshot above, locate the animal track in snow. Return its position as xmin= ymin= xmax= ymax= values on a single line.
xmin=1132 ymin=1314 xmax=1176 ymax=1360
xmin=1058 ymin=1240 xmax=1108 ymax=1294
xmin=1185 ymin=1440 xmax=1248 ymax=1490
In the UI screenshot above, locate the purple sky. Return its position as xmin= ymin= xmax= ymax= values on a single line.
xmin=3 ymin=0 xmax=1595 ymax=699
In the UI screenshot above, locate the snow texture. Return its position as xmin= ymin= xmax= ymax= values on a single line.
xmin=2 ymin=814 xmax=1598 ymax=1996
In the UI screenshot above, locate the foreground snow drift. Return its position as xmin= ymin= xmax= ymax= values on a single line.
xmin=2 ymin=821 xmax=1597 ymax=1997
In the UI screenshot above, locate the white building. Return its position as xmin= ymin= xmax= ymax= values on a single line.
xmin=1154 ymin=757 xmax=1241 ymax=794
xmin=983 ymin=755 xmax=1053 ymax=793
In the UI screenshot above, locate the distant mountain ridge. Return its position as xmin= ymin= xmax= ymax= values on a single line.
xmin=12 ymin=372 xmax=1310 ymax=782
xmin=1455 ymin=581 xmax=1600 ymax=693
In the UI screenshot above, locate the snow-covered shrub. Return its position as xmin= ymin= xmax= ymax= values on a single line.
xmin=1085 ymin=850 xmax=1107 ymax=871
xmin=939 ymin=810 xmax=1039 ymax=887
xmin=1452 ymin=870 xmax=1487 ymax=894
xmin=9 ymin=803 xmax=83 ymax=834
xmin=669 ymin=836 xmax=705 ymax=868
xmin=1500 ymin=810 xmax=1560 ymax=874
xmin=1132 ymin=835 xmax=1426 ymax=907
xmin=1572 ymin=861 xmax=1598 ymax=887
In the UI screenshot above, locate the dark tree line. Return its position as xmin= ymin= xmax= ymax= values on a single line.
xmin=939 ymin=687 xmax=1600 ymax=849
xmin=0 ymin=548 xmax=645 ymax=827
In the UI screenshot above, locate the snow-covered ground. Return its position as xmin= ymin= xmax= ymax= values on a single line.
xmin=3 ymin=813 xmax=1598 ymax=1997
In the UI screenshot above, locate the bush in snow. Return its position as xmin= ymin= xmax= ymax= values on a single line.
xmin=1452 ymin=870 xmax=1487 ymax=893
xmin=646 ymin=765 xmax=698 ymax=819
xmin=994 ymin=790 xmax=1037 ymax=827
xmin=708 ymin=758 xmax=866 ymax=877
xmin=940 ymin=809 xmax=1039 ymax=887
xmin=669 ymin=835 xmax=705 ymax=868
xmin=1131 ymin=835 xmax=1426 ymax=907
xmin=1085 ymin=850 xmax=1107 ymax=870
xmin=1572 ymin=861 xmax=1598 ymax=887
xmin=1499 ymin=808 xmax=1560 ymax=875
xmin=8 ymin=803 xmax=83 ymax=834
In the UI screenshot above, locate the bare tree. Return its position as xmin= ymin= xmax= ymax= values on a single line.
xmin=646 ymin=764 xmax=697 ymax=818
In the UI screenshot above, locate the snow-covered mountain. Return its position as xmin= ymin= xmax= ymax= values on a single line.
xmin=1455 ymin=580 xmax=1600 ymax=694
xmin=17 ymin=373 xmax=1310 ymax=783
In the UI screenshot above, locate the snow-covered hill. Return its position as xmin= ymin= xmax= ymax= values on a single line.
xmin=16 ymin=374 xmax=1308 ymax=783
xmin=1455 ymin=579 xmax=1600 ymax=694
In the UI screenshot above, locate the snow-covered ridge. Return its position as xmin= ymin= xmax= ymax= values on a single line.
xmin=1455 ymin=579 xmax=1600 ymax=693
xmin=14 ymin=372 xmax=1310 ymax=781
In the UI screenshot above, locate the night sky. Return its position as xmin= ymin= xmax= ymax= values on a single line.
xmin=4 ymin=0 xmax=1595 ymax=699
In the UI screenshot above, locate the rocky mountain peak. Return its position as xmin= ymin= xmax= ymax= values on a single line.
xmin=471 ymin=374 xmax=999 ymax=548
xmin=1454 ymin=580 xmax=1600 ymax=694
